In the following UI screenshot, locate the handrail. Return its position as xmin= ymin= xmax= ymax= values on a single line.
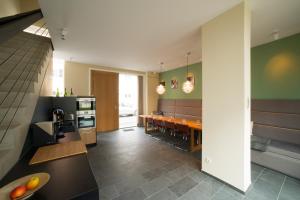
xmin=0 ymin=35 xmax=34 ymax=81
xmin=0 ymin=40 xmax=43 ymax=108
xmin=0 ymin=45 xmax=51 ymax=143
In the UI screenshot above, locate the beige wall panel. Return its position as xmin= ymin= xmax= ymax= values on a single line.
xmin=0 ymin=0 xmax=39 ymax=18
xmin=146 ymin=72 xmax=159 ymax=114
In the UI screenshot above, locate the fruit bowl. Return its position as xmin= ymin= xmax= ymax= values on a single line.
xmin=0 ymin=173 xmax=50 ymax=200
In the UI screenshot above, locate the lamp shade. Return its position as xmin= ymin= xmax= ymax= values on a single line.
xmin=182 ymin=80 xmax=194 ymax=93
xmin=156 ymin=83 xmax=166 ymax=95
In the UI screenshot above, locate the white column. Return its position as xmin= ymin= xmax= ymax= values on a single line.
xmin=201 ymin=1 xmax=251 ymax=192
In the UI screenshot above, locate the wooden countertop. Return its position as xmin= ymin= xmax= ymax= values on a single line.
xmin=29 ymin=140 xmax=87 ymax=165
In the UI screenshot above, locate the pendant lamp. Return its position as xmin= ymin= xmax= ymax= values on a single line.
xmin=156 ymin=62 xmax=166 ymax=95
xmin=182 ymin=52 xmax=194 ymax=94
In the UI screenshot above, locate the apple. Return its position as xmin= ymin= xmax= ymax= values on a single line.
xmin=10 ymin=185 xmax=27 ymax=199
xmin=26 ymin=176 xmax=40 ymax=190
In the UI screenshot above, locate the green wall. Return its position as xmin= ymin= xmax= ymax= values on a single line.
xmin=160 ymin=33 xmax=300 ymax=100
xmin=251 ymin=33 xmax=300 ymax=99
xmin=159 ymin=62 xmax=202 ymax=99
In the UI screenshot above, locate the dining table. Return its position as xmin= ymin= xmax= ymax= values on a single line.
xmin=139 ymin=115 xmax=202 ymax=152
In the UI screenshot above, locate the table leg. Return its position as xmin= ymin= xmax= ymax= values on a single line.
xmin=145 ymin=118 xmax=148 ymax=133
xmin=198 ymin=131 xmax=202 ymax=147
xmin=190 ymin=128 xmax=195 ymax=152
xmin=190 ymin=128 xmax=202 ymax=152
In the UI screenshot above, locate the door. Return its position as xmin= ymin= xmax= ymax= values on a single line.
xmin=91 ymin=70 xmax=119 ymax=132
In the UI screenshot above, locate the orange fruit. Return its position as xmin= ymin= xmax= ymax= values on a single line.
xmin=10 ymin=185 xmax=27 ymax=199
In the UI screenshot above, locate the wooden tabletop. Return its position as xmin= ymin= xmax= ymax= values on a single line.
xmin=139 ymin=115 xmax=202 ymax=130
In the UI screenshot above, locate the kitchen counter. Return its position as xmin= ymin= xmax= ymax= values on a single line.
xmin=0 ymin=132 xmax=99 ymax=200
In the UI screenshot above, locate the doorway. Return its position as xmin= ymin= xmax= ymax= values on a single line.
xmin=119 ymin=74 xmax=138 ymax=129
xmin=91 ymin=70 xmax=119 ymax=132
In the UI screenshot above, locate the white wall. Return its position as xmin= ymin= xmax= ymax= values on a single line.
xmin=202 ymin=1 xmax=251 ymax=192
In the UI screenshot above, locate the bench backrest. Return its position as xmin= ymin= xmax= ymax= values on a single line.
xmin=251 ymin=100 xmax=300 ymax=145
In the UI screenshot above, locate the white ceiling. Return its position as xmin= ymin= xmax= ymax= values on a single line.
xmin=39 ymin=0 xmax=300 ymax=72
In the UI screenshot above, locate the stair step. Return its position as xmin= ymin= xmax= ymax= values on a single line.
xmin=0 ymin=80 xmax=35 ymax=93
xmin=0 ymin=106 xmax=26 ymax=123
xmin=0 ymin=122 xmax=20 ymax=142
xmin=0 ymin=62 xmax=40 ymax=73
xmin=0 ymin=104 xmax=26 ymax=109
xmin=0 ymin=122 xmax=20 ymax=131
xmin=0 ymin=33 xmax=52 ymax=179
xmin=0 ymin=70 xmax=39 ymax=82
xmin=1 ymin=92 xmax=23 ymax=107
xmin=0 ymin=149 xmax=15 ymax=179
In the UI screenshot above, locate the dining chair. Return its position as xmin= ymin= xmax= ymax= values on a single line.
xmin=153 ymin=118 xmax=164 ymax=132
xmin=146 ymin=117 xmax=154 ymax=129
xmin=164 ymin=121 xmax=176 ymax=136
xmin=175 ymin=123 xmax=190 ymax=141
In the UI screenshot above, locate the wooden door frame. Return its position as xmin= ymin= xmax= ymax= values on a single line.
xmin=89 ymin=68 xmax=147 ymax=114
xmin=91 ymin=70 xmax=119 ymax=132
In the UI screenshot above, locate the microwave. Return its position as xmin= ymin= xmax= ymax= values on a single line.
xmin=76 ymin=97 xmax=96 ymax=111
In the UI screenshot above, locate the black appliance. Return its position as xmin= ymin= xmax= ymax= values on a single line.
xmin=53 ymin=108 xmax=65 ymax=137
xmin=53 ymin=108 xmax=64 ymax=122
xmin=76 ymin=97 xmax=96 ymax=129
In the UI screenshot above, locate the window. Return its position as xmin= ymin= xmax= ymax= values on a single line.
xmin=52 ymin=58 xmax=65 ymax=96
xmin=23 ymin=19 xmax=51 ymax=38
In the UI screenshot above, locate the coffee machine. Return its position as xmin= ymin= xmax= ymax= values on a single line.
xmin=53 ymin=108 xmax=64 ymax=137
xmin=53 ymin=108 xmax=64 ymax=122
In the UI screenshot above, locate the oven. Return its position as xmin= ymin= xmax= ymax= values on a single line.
xmin=76 ymin=97 xmax=96 ymax=111
xmin=77 ymin=114 xmax=96 ymax=128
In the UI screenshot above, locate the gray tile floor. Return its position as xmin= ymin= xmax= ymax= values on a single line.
xmin=87 ymin=127 xmax=300 ymax=200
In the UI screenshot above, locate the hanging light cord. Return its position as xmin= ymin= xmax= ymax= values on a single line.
xmin=186 ymin=54 xmax=189 ymax=77
xmin=186 ymin=52 xmax=191 ymax=78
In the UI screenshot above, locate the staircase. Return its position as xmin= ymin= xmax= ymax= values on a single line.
xmin=0 ymin=31 xmax=52 ymax=179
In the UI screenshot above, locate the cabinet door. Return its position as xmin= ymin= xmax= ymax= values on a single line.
xmin=79 ymin=128 xmax=96 ymax=145
xmin=91 ymin=70 xmax=119 ymax=132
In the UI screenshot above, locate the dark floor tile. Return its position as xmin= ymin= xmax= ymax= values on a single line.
xmin=246 ymin=178 xmax=281 ymax=200
xmin=168 ymin=176 xmax=198 ymax=197
xmin=162 ymin=162 xmax=182 ymax=172
xmin=165 ymin=165 xmax=195 ymax=183
xmin=142 ymin=166 xmax=168 ymax=181
xmin=278 ymin=177 xmax=300 ymax=200
xmin=145 ymin=188 xmax=178 ymax=200
xmin=187 ymin=170 xmax=209 ymax=183
xmin=195 ymin=177 xmax=224 ymax=198
xmin=251 ymin=163 xmax=265 ymax=174
xmin=212 ymin=189 xmax=244 ymax=200
xmin=216 ymin=185 xmax=245 ymax=200
xmin=99 ymin=185 xmax=119 ymax=200
xmin=115 ymin=175 xmax=147 ymax=195
xmin=259 ymin=168 xmax=285 ymax=187
xmin=178 ymin=186 xmax=210 ymax=200
xmin=251 ymin=170 xmax=260 ymax=182
xmin=88 ymin=128 xmax=300 ymax=200
xmin=113 ymin=188 xmax=147 ymax=200
xmin=96 ymin=173 xmax=125 ymax=189
xmin=141 ymin=175 xmax=172 ymax=196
